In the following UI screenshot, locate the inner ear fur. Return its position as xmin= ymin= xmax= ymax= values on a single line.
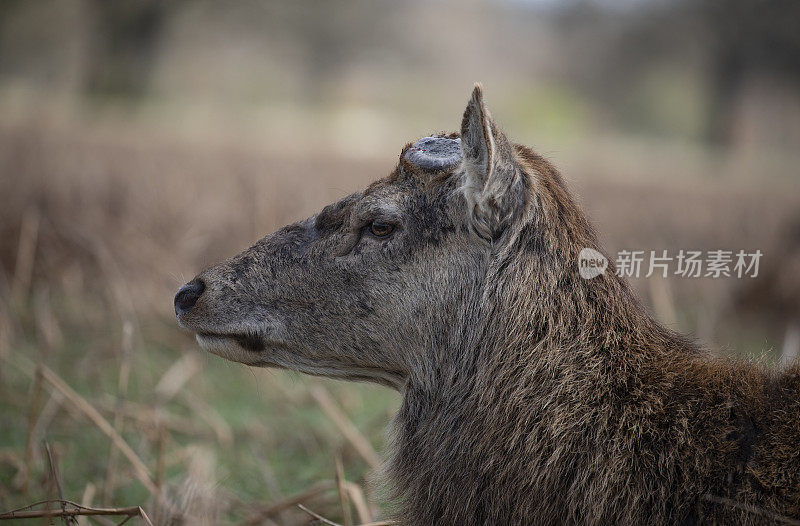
xmin=460 ymin=84 xmax=527 ymax=242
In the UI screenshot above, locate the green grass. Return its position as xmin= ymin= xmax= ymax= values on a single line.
xmin=0 ymin=300 xmax=399 ymax=524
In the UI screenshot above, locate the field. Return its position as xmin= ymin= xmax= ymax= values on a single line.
xmin=0 ymin=112 xmax=798 ymax=524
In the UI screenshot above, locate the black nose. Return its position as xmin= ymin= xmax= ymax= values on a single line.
xmin=174 ymin=279 xmax=205 ymax=316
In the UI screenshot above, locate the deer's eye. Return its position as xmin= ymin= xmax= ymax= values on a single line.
xmin=368 ymin=221 xmax=395 ymax=238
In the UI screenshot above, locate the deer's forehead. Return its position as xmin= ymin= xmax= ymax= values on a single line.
xmin=314 ymin=188 xmax=402 ymax=233
xmin=315 ymin=171 xmax=456 ymax=235
xmin=315 ymin=193 xmax=360 ymax=234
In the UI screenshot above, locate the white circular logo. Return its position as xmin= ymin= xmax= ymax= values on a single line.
xmin=578 ymin=248 xmax=608 ymax=280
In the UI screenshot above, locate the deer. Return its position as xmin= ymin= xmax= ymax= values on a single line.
xmin=175 ymin=85 xmax=800 ymax=525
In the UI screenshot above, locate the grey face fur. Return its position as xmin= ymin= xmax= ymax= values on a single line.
xmin=176 ymin=86 xmax=522 ymax=390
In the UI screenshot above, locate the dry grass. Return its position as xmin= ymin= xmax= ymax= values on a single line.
xmin=0 ymin=117 xmax=798 ymax=524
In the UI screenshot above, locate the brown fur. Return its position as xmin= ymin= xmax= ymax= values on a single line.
xmin=177 ymin=86 xmax=800 ymax=525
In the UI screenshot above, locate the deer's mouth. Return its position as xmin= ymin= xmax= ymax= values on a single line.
xmin=195 ymin=330 xmax=407 ymax=390
xmin=197 ymin=331 xmax=265 ymax=353
xmin=194 ymin=331 xmax=272 ymax=366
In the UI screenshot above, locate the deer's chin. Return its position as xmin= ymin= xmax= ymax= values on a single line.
xmin=196 ymin=332 xmax=266 ymax=366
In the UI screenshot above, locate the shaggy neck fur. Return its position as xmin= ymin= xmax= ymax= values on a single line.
xmin=387 ymin=146 xmax=800 ymax=525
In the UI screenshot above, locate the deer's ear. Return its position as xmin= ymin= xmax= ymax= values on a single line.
xmin=460 ymin=84 xmax=526 ymax=242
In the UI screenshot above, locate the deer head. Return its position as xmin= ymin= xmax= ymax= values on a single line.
xmin=175 ymin=85 xmax=564 ymax=390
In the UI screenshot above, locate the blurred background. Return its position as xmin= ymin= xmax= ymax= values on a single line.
xmin=1 ymin=0 xmax=799 ymax=524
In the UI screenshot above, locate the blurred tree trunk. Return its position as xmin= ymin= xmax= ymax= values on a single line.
xmin=700 ymin=0 xmax=800 ymax=146
xmin=705 ymin=47 xmax=744 ymax=146
xmin=82 ymin=0 xmax=173 ymax=99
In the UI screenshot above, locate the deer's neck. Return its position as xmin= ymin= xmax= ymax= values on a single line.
xmin=387 ymin=243 xmax=703 ymax=524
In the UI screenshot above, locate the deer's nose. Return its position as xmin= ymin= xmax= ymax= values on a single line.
xmin=174 ymin=279 xmax=205 ymax=316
